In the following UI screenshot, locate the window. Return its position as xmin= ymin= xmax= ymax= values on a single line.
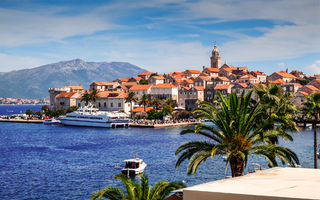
xmin=240 ymin=89 xmax=243 ymax=93
xmin=111 ymin=103 xmax=113 ymax=107
xmin=199 ymin=82 xmax=202 ymax=86
xmin=104 ymin=102 xmax=106 ymax=107
xmin=283 ymin=87 xmax=286 ymax=91
xmin=180 ymin=98 xmax=182 ymax=101
xmin=118 ymin=103 xmax=121 ymax=107
xmin=98 ymin=102 xmax=101 ymax=107
xmin=290 ymin=86 xmax=293 ymax=91
xmin=78 ymin=103 xmax=81 ymax=107
xmin=194 ymin=92 xmax=196 ymax=95
xmin=189 ymin=92 xmax=192 ymax=95
xmin=195 ymin=82 xmax=198 ymax=86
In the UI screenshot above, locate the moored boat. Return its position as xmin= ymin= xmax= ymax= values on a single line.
xmin=58 ymin=106 xmax=130 ymax=128
xmin=43 ymin=118 xmax=60 ymax=125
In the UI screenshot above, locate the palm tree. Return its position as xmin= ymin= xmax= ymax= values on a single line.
xmin=164 ymin=98 xmax=175 ymax=108
xmin=175 ymin=91 xmax=299 ymax=177
xmin=81 ymin=92 xmax=91 ymax=106
xmin=91 ymin=173 xmax=186 ymax=200
xmin=125 ymin=92 xmax=138 ymax=119
xmin=90 ymin=89 xmax=101 ymax=106
xmin=151 ymin=98 xmax=161 ymax=111
xmin=254 ymin=84 xmax=298 ymax=144
xmin=302 ymin=92 xmax=320 ymax=168
xmin=139 ymin=94 xmax=150 ymax=112
xmin=25 ymin=109 xmax=34 ymax=117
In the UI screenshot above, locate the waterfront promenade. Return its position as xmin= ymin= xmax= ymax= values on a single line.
xmin=0 ymin=118 xmax=199 ymax=128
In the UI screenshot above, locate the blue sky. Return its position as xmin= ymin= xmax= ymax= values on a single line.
xmin=0 ymin=0 xmax=319 ymax=76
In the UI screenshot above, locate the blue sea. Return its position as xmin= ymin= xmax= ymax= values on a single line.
xmin=0 ymin=105 xmax=318 ymax=199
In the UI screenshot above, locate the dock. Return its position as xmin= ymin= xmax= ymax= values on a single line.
xmin=0 ymin=118 xmax=199 ymax=128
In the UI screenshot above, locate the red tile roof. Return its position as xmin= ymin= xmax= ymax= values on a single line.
xmin=298 ymin=91 xmax=308 ymax=96
xmin=197 ymin=76 xmax=212 ymax=81
xmin=138 ymin=72 xmax=154 ymax=76
xmin=150 ymin=76 xmax=165 ymax=80
xmin=270 ymin=79 xmax=286 ymax=84
xmin=240 ymin=74 xmax=256 ymax=79
xmin=276 ymin=72 xmax=297 ymax=78
xmin=205 ymin=68 xmax=220 ymax=72
xmin=116 ymin=78 xmax=129 ymax=82
xmin=129 ymin=85 xmax=153 ymax=91
xmin=151 ymin=83 xmax=177 ymax=89
xmin=130 ymin=77 xmax=143 ymax=81
xmin=185 ymin=69 xmax=202 ymax=74
xmin=193 ymin=86 xmax=205 ymax=91
xmin=214 ymin=84 xmax=233 ymax=89
xmin=216 ymin=77 xmax=230 ymax=81
xmin=92 ymin=82 xmax=109 ymax=85
xmin=238 ymin=83 xmax=248 ymax=88
xmin=68 ymin=86 xmax=84 ymax=90
xmin=305 ymin=85 xmax=319 ymax=91
xmin=168 ymin=72 xmax=184 ymax=76
xmin=56 ymin=92 xmax=77 ymax=98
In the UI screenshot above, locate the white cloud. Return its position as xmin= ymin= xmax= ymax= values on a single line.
xmin=0 ymin=7 xmax=123 ymax=47
xmin=304 ymin=60 xmax=320 ymax=75
xmin=278 ymin=63 xmax=285 ymax=67
xmin=178 ymin=34 xmax=199 ymax=38
xmin=0 ymin=53 xmax=51 ymax=72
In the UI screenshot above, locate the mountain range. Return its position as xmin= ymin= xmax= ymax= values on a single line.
xmin=0 ymin=59 xmax=147 ymax=99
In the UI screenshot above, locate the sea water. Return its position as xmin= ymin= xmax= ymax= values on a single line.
xmin=0 ymin=105 xmax=318 ymax=199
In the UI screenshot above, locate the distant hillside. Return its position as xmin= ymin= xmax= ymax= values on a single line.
xmin=0 ymin=59 xmax=147 ymax=99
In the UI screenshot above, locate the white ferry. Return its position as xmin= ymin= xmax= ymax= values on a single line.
xmin=58 ymin=106 xmax=130 ymax=128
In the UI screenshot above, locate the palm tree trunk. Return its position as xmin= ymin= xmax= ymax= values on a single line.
xmin=229 ymin=155 xmax=245 ymax=177
xmin=130 ymin=102 xmax=133 ymax=119
xmin=314 ymin=115 xmax=318 ymax=169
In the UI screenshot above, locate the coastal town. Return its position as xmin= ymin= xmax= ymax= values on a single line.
xmin=49 ymin=44 xmax=315 ymax=114
xmin=0 ymin=97 xmax=49 ymax=105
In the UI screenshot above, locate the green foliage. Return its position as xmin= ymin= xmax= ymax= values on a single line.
xmin=34 ymin=111 xmax=42 ymax=119
xmin=139 ymin=94 xmax=150 ymax=112
xmin=175 ymin=110 xmax=193 ymax=119
xmin=151 ymin=98 xmax=162 ymax=110
xmin=302 ymin=92 xmax=320 ymax=120
xmin=90 ymin=173 xmax=186 ymax=200
xmin=81 ymin=92 xmax=92 ymax=106
xmin=139 ymin=79 xmax=149 ymax=85
xmin=150 ymin=73 xmax=158 ymax=77
xmin=175 ymin=91 xmax=299 ymax=177
xmin=162 ymin=105 xmax=174 ymax=116
xmin=136 ymin=113 xmax=148 ymax=119
xmin=25 ymin=109 xmax=34 ymax=117
xmin=66 ymin=106 xmax=78 ymax=113
xmin=90 ymin=89 xmax=101 ymax=104
xmin=164 ymin=98 xmax=176 ymax=108
xmin=125 ymin=92 xmax=138 ymax=119
xmin=147 ymin=109 xmax=163 ymax=120
xmin=52 ymin=109 xmax=65 ymax=117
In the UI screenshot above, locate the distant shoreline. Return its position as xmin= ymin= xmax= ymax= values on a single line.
xmin=0 ymin=104 xmax=49 ymax=106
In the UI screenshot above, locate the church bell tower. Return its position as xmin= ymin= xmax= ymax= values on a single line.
xmin=210 ymin=42 xmax=221 ymax=68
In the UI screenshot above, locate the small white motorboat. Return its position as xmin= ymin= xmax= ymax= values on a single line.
xmin=43 ymin=118 xmax=60 ymax=125
xmin=121 ymin=153 xmax=147 ymax=176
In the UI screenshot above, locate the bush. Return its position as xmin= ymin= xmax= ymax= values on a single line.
xmin=147 ymin=109 xmax=163 ymax=120
xmin=67 ymin=106 xmax=78 ymax=113
xmin=136 ymin=113 xmax=148 ymax=119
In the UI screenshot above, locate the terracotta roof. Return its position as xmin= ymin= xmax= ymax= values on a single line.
xmin=185 ymin=69 xmax=202 ymax=74
xmin=138 ymin=72 xmax=154 ymax=76
xmin=173 ymin=79 xmax=183 ymax=83
xmin=223 ymin=68 xmax=233 ymax=72
xmin=168 ymin=72 xmax=184 ymax=76
xmin=193 ymin=86 xmax=205 ymax=91
xmin=216 ymin=77 xmax=230 ymax=81
xmin=238 ymin=83 xmax=248 ymax=88
xmin=214 ymin=84 xmax=233 ymax=89
xmin=251 ymin=71 xmax=266 ymax=75
xmin=129 ymin=85 xmax=153 ymax=91
xmin=96 ymin=91 xmax=128 ymax=98
xmin=130 ymin=77 xmax=143 ymax=81
xmin=122 ymin=82 xmax=138 ymax=86
xmin=270 ymin=79 xmax=286 ymax=84
xmin=200 ymin=72 xmax=210 ymax=76
xmin=169 ymin=74 xmax=185 ymax=79
xmin=183 ymin=79 xmax=194 ymax=83
xmin=305 ymin=85 xmax=319 ymax=91
xmin=197 ymin=76 xmax=212 ymax=81
xmin=151 ymin=83 xmax=177 ymax=89
xmin=205 ymin=68 xmax=219 ymax=72
xmin=240 ymin=74 xmax=256 ymax=79
xmin=279 ymin=70 xmax=288 ymax=73
xmin=116 ymin=78 xmax=129 ymax=82
xmin=180 ymin=86 xmax=190 ymax=90
xmin=92 ymin=82 xmax=109 ymax=85
xmin=56 ymin=92 xmax=77 ymax=98
xmin=276 ymin=72 xmax=297 ymax=78
xmin=298 ymin=91 xmax=308 ymax=96
xmin=150 ymin=76 xmax=165 ymax=80
xmin=68 ymin=86 xmax=84 ymax=90
xmin=131 ymin=107 xmax=153 ymax=113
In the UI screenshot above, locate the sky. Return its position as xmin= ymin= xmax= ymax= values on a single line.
xmin=0 ymin=0 xmax=319 ymax=76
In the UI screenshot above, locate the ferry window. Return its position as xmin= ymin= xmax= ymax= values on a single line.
xmin=118 ymin=103 xmax=121 ymax=107
xmin=111 ymin=103 xmax=114 ymax=107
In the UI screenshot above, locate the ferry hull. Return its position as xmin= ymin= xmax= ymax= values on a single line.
xmin=59 ymin=119 xmax=112 ymax=128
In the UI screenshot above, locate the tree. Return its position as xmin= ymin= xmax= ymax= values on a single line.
xmin=34 ymin=111 xmax=42 ymax=119
xmin=125 ymin=92 xmax=138 ymax=119
xmin=90 ymin=89 xmax=101 ymax=106
xmin=66 ymin=106 xmax=78 ymax=113
xmin=139 ymin=94 xmax=150 ymax=112
xmin=52 ymin=109 xmax=66 ymax=117
xmin=164 ymin=98 xmax=176 ymax=108
xmin=139 ymin=79 xmax=148 ymax=85
xmin=162 ymin=105 xmax=174 ymax=116
xmin=25 ymin=109 xmax=34 ymax=117
xmin=147 ymin=109 xmax=163 ymax=120
xmin=254 ymin=84 xmax=298 ymax=145
xmin=81 ymin=92 xmax=92 ymax=106
xmin=150 ymin=73 xmax=158 ymax=77
xmin=302 ymin=92 xmax=320 ymax=168
xmin=151 ymin=98 xmax=161 ymax=111
xmin=41 ymin=105 xmax=50 ymax=116
xmin=175 ymin=91 xmax=299 ymax=177
xmin=91 ymin=173 xmax=186 ymax=200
